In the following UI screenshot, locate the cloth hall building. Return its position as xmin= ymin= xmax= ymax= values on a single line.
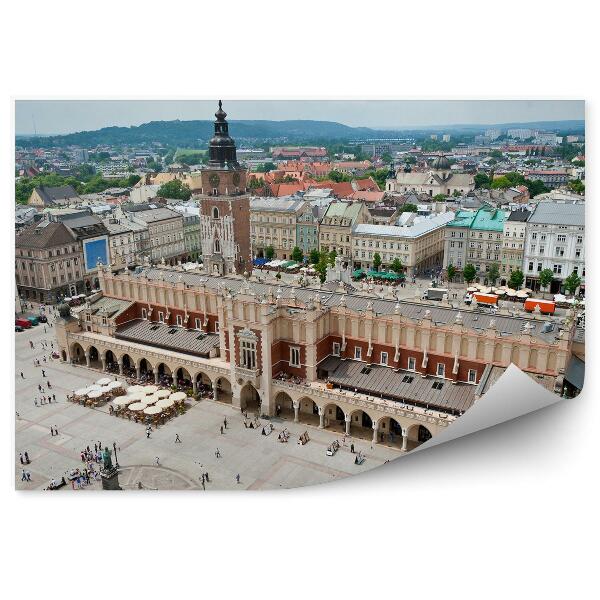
xmin=55 ymin=262 xmax=576 ymax=452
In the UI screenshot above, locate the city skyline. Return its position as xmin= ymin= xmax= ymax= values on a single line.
xmin=15 ymin=99 xmax=584 ymax=135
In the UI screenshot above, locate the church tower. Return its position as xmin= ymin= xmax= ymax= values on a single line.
xmin=198 ymin=101 xmax=251 ymax=276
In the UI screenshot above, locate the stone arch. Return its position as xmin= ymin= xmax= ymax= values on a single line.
xmin=61 ymin=350 xmax=67 ymax=362
xmin=156 ymin=362 xmax=173 ymax=386
xmin=376 ymin=416 xmax=405 ymax=449
xmin=322 ymin=402 xmax=347 ymax=433
xmin=296 ymin=396 xmax=320 ymax=427
xmin=240 ymin=382 xmax=260 ymax=413
xmin=174 ymin=366 xmax=192 ymax=388
xmin=121 ymin=353 xmax=135 ymax=377
xmin=137 ymin=357 xmax=154 ymax=382
xmin=70 ymin=342 xmax=86 ymax=365
xmin=406 ymin=423 xmax=432 ymax=451
xmin=88 ymin=345 xmax=101 ymax=369
xmin=193 ymin=371 xmax=213 ymax=397
xmin=104 ymin=349 xmax=118 ymax=373
xmin=274 ymin=391 xmax=294 ymax=419
xmin=348 ymin=408 xmax=375 ymax=440
xmin=214 ymin=376 xmax=232 ymax=404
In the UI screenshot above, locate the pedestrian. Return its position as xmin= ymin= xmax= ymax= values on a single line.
xmin=52 ymin=394 xmax=55 ymax=402
xmin=26 ymin=471 xmax=31 ymax=481
xmin=201 ymin=479 xmax=205 ymax=490
xmin=48 ymin=381 xmax=52 ymax=388
xmin=20 ymin=372 xmax=24 ymax=379
xmin=175 ymin=434 xmax=181 ymax=443
xmin=34 ymin=399 xmax=38 ymax=407
xmin=205 ymin=472 xmax=209 ymax=482
xmin=42 ymin=369 xmax=46 ymax=377
xmin=155 ymin=456 xmax=160 ymax=466
xmin=351 ymin=443 xmax=355 ymax=453
xmin=224 ymin=417 xmax=227 ymax=429
xmin=21 ymin=469 xmax=27 ymax=481
xmin=19 ymin=453 xmax=23 ymax=464
xmin=146 ymin=429 xmax=151 ymax=439
xmin=215 ymin=448 xmax=220 ymax=458
xmin=50 ymin=427 xmax=54 ymax=437
xmin=24 ymin=452 xmax=29 ymax=464
xmin=220 ymin=426 xmax=223 ymax=435
xmin=236 ymin=474 xmax=240 ymax=484
xmin=201 ymin=473 xmax=205 ymax=484
xmin=54 ymin=425 xmax=58 ymax=435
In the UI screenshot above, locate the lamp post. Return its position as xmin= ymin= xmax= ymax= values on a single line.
xmin=113 ymin=441 xmax=119 ymax=468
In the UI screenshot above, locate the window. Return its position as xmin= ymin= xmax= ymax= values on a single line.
xmin=102 ymin=316 xmax=108 ymax=326
xmin=354 ymin=346 xmax=362 ymax=360
xmin=214 ymin=239 xmax=221 ymax=253
xmin=195 ymin=318 xmax=201 ymax=330
xmin=290 ymin=347 xmax=300 ymax=367
xmin=176 ymin=315 xmax=183 ymax=326
xmin=142 ymin=308 xmax=147 ymax=319
xmin=158 ymin=311 xmax=164 ymax=323
xmin=468 ymin=369 xmax=477 ymax=383
xmin=408 ymin=356 xmax=416 ymax=371
xmin=557 ymin=234 xmax=566 ymax=243
xmin=240 ymin=339 xmax=256 ymax=370
xmin=553 ymin=264 xmax=562 ymax=274
xmin=332 ymin=342 xmax=340 ymax=356
xmin=380 ymin=351 xmax=388 ymax=366
xmin=528 ymin=262 xmax=534 ymax=271
xmin=436 ymin=363 xmax=445 ymax=377
xmin=214 ymin=321 xmax=220 ymax=333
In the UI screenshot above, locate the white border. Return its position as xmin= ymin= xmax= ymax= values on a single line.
xmin=2 ymin=1 xmax=598 ymax=598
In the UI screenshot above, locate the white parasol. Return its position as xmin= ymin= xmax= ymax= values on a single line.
xmin=126 ymin=391 xmax=147 ymax=402
xmin=516 ymin=290 xmax=529 ymax=298
xmin=169 ymin=392 xmax=187 ymax=402
xmin=113 ymin=395 xmax=136 ymax=407
xmin=506 ymin=289 xmax=517 ymax=297
xmin=155 ymin=390 xmax=171 ymax=399
xmin=143 ymin=406 xmax=163 ymax=415
xmin=96 ymin=377 xmax=112 ymax=386
xmin=144 ymin=394 xmax=159 ymax=405
xmin=467 ymin=286 xmax=478 ymax=292
xmin=127 ymin=385 xmax=145 ymax=394
xmin=128 ymin=402 xmax=147 ymax=411
xmin=143 ymin=385 xmax=158 ymax=395
xmin=87 ymin=390 xmax=104 ymax=399
xmin=74 ymin=387 xmax=89 ymax=396
xmin=106 ymin=381 xmax=123 ymax=390
xmin=84 ymin=385 xmax=103 ymax=394
xmin=156 ymin=398 xmax=174 ymax=409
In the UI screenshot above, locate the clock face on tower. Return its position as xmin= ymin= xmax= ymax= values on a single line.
xmin=232 ymin=172 xmax=240 ymax=186
xmin=209 ymin=173 xmax=220 ymax=187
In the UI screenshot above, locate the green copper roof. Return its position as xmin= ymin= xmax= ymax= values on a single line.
xmin=448 ymin=207 xmax=507 ymax=231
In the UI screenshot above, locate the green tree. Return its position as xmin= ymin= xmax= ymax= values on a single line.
xmin=309 ymin=248 xmax=320 ymax=265
xmin=373 ymin=252 xmax=382 ymax=271
xmin=463 ymin=263 xmax=477 ymax=283
xmin=291 ymin=246 xmax=304 ymax=263
xmin=248 ymin=177 xmax=263 ymax=190
xmin=525 ymin=179 xmax=550 ymax=197
xmin=433 ymin=193 xmax=447 ymax=201
xmin=398 ymin=203 xmax=418 ymax=213
xmin=265 ymin=246 xmax=275 ymax=260
xmin=328 ymin=170 xmax=353 ymax=183
xmin=157 ymin=179 xmax=192 ymax=200
xmin=487 ymin=262 xmax=500 ymax=285
xmin=446 ymin=264 xmax=457 ymax=282
xmin=509 ymin=269 xmax=524 ymax=290
xmin=391 ymin=258 xmax=403 ymax=273
xmin=474 ymin=172 xmax=491 ymax=189
xmin=563 ymin=271 xmax=582 ymax=295
xmin=256 ymin=162 xmax=277 ymax=173
xmin=539 ymin=268 xmax=554 ymax=291
xmin=568 ymin=180 xmax=585 ymax=195
xmin=327 ymin=250 xmax=337 ymax=266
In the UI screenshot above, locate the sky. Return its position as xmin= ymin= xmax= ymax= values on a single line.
xmin=15 ymin=99 xmax=584 ymax=135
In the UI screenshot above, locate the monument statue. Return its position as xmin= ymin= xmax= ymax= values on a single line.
xmin=57 ymin=303 xmax=71 ymax=319
xmin=102 ymin=446 xmax=113 ymax=470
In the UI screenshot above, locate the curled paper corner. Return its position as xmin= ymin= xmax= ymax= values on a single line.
xmin=410 ymin=364 xmax=568 ymax=454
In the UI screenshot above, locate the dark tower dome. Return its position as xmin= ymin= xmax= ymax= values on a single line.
xmin=208 ymin=100 xmax=240 ymax=169
xmin=430 ymin=155 xmax=450 ymax=170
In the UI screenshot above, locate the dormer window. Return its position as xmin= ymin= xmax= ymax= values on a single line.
xmin=212 ymin=206 xmax=219 ymax=219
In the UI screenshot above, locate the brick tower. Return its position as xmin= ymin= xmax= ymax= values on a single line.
xmin=198 ymin=101 xmax=251 ymax=276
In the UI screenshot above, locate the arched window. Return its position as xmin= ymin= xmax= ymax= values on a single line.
xmin=214 ymin=239 xmax=221 ymax=253
xmin=212 ymin=206 xmax=219 ymax=219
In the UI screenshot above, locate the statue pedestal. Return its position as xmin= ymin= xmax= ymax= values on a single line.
xmin=100 ymin=466 xmax=122 ymax=490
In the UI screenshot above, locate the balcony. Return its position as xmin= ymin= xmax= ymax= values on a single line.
xmin=235 ymin=365 xmax=261 ymax=386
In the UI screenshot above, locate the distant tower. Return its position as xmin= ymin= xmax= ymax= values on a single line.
xmin=198 ymin=101 xmax=251 ymax=276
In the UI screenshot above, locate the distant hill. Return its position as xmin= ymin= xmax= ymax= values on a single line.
xmin=16 ymin=118 xmax=584 ymax=148
xmin=16 ymin=119 xmax=382 ymax=148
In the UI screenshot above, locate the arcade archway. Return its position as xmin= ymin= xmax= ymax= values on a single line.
xmin=240 ymin=382 xmax=260 ymax=414
xmin=349 ymin=409 xmax=373 ymax=441
xmin=215 ymin=377 xmax=232 ymax=404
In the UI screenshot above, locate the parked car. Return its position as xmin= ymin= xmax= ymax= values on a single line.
xmin=15 ymin=318 xmax=32 ymax=329
xmin=38 ymin=314 xmax=48 ymax=323
xmin=27 ymin=316 xmax=39 ymax=326
xmin=15 ymin=325 xmax=23 ymax=333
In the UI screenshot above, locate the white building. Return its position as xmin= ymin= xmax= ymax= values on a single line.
xmin=507 ymin=128 xmax=534 ymax=140
xmin=523 ymin=202 xmax=585 ymax=293
xmin=352 ymin=212 xmax=454 ymax=275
